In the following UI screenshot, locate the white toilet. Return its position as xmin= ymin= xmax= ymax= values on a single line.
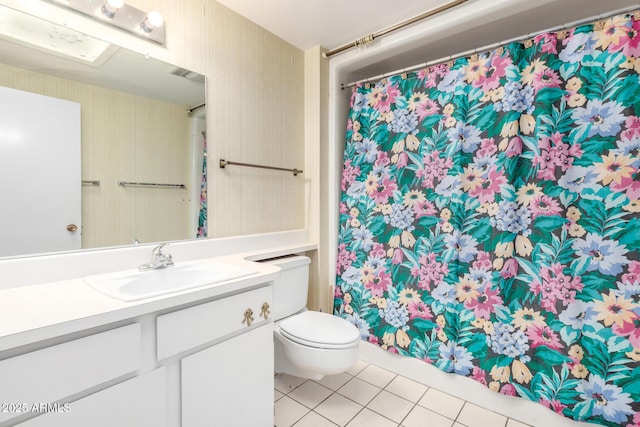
xmin=263 ymin=255 xmax=360 ymax=380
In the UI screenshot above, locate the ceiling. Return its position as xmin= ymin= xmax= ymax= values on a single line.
xmin=217 ymin=0 xmax=640 ymax=59
xmin=215 ymin=0 xmax=454 ymax=52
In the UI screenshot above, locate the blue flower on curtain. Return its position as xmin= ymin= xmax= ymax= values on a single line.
xmin=334 ymin=12 xmax=640 ymax=426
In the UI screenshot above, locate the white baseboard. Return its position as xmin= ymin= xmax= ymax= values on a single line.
xmin=357 ymin=341 xmax=585 ymax=427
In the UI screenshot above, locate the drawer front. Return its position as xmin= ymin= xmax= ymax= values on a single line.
xmin=157 ymin=285 xmax=273 ymax=360
xmin=0 ymin=323 xmax=141 ymax=424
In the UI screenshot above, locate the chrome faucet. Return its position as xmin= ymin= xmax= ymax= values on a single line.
xmin=139 ymin=243 xmax=174 ymax=271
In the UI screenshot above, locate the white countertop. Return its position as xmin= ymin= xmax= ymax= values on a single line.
xmin=0 ymin=241 xmax=316 ymax=353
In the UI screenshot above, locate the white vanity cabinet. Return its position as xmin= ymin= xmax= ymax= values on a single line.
xmin=157 ymin=284 xmax=274 ymax=427
xmin=1 ymin=278 xmax=276 ymax=426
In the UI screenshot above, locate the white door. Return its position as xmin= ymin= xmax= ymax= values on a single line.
xmin=0 ymin=86 xmax=81 ymax=257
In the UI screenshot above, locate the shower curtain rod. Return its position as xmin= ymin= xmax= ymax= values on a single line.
xmin=342 ymin=4 xmax=640 ymax=89
xmin=324 ymin=0 xmax=468 ymax=58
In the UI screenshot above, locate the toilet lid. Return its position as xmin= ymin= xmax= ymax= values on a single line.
xmin=278 ymin=311 xmax=360 ymax=348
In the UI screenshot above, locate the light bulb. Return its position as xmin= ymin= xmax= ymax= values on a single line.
xmin=140 ymin=10 xmax=163 ymax=32
xmin=101 ymin=0 xmax=123 ymax=19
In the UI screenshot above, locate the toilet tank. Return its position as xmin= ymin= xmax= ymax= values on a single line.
xmin=260 ymin=255 xmax=311 ymax=321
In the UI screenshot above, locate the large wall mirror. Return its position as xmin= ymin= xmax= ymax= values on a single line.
xmin=0 ymin=4 xmax=206 ymax=258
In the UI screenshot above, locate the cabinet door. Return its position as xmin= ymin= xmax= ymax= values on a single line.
xmin=182 ymin=324 xmax=274 ymax=427
xmin=19 ymin=368 xmax=166 ymax=427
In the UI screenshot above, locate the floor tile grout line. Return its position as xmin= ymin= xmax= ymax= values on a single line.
xmin=287 ymin=380 xmax=338 ymax=411
xmin=360 ymin=396 xmax=409 ymax=426
xmin=456 ymin=400 xmax=513 ymax=426
xmin=397 ymin=400 xmax=419 ymax=427
xmin=325 ymin=385 xmax=368 ymax=422
xmin=305 ymin=378 xmax=368 ymax=426
xmin=290 ymin=408 xmax=338 ymax=427
xmin=346 ymin=362 xmax=370 ymax=377
xmin=277 ymin=363 xmax=534 ymax=427
xmin=362 ymin=388 xmax=422 ymax=426
xmin=354 ymin=371 xmax=398 ymax=390
xmin=343 ymin=400 xmax=410 ymax=427
xmin=381 ymin=381 xmax=430 ymax=408
xmin=372 ymin=365 xmax=524 ymax=423
xmin=275 ymin=395 xmax=310 ymax=427
xmin=274 ymin=375 xmax=309 ymax=396
xmin=335 ymin=375 xmax=385 ymax=407
xmin=453 ymin=400 xmax=467 ymax=423
xmin=315 ymin=375 xmax=394 ymax=426
xmin=417 ymin=387 xmax=468 ymax=421
xmin=394 ymin=386 xmax=431 ymax=426
xmin=345 ymin=405 xmax=367 ymax=427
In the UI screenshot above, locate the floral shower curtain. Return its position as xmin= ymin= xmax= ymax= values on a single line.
xmin=334 ymin=11 xmax=640 ymax=426
xmin=196 ymin=132 xmax=207 ymax=238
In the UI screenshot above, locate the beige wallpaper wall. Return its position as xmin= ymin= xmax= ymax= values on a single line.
xmin=124 ymin=0 xmax=311 ymax=304
xmin=207 ymin=3 xmax=306 ymax=237
xmin=123 ymin=0 xmax=306 ymax=238
xmin=0 ymin=62 xmax=192 ymax=249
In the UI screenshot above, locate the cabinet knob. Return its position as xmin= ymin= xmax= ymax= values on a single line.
xmin=66 ymin=224 xmax=78 ymax=232
xmin=260 ymin=302 xmax=271 ymax=320
xmin=242 ymin=308 xmax=254 ymax=327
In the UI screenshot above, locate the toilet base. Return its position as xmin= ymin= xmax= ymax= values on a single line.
xmin=274 ymin=328 xmax=359 ymax=381
xmin=274 ymin=348 xmax=325 ymax=381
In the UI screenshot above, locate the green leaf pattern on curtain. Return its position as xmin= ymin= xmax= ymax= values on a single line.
xmin=197 ymin=134 xmax=207 ymax=238
xmin=334 ymin=12 xmax=640 ymax=426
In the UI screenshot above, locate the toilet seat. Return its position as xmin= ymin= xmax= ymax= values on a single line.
xmin=278 ymin=311 xmax=360 ymax=350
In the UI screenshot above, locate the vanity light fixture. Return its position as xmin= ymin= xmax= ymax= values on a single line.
xmin=101 ymin=0 xmax=123 ymax=19
xmin=46 ymin=0 xmax=166 ymax=45
xmin=140 ymin=10 xmax=163 ymax=33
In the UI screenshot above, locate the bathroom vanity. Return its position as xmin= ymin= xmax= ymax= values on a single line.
xmin=0 ymin=232 xmax=315 ymax=427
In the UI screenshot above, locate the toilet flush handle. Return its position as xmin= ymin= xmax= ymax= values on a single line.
xmin=260 ymin=302 xmax=271 ymax=320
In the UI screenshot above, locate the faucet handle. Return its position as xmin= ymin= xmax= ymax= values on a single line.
xmin=153 ymin=243 xmax=169 ymax=256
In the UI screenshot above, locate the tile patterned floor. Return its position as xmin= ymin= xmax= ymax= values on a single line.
xmin=274 ymin=360 xmax=532 ymax=427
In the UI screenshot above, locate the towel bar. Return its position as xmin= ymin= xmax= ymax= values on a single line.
xmin=118 ymin=181 xmax=186 ymax=189
xmin=219 ymin=159 xmax=303 ymax=176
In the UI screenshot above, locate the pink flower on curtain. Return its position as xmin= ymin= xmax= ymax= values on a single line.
xmin=534 ymin=33 xmax=558 ymax=54
xmin=368 ymin=84 xmax=400 ymax=113
xmin=479 ymin=54 xmax=512 ymax=92
xmin=464 ymin=287 xmax=503 ymax=319
xmin=610 ymin=19 xmax=640 ymax=56
xmin=468 ymin=167 xmax=506 ymax=203
xmin=532 ymin=67 xmax=561 ymax=91
xmin=527 ymin=324 xmax=563 ymax=350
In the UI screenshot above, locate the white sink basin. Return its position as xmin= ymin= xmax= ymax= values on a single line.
xmin=84 ymin=260 xmax=258 ymax=302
